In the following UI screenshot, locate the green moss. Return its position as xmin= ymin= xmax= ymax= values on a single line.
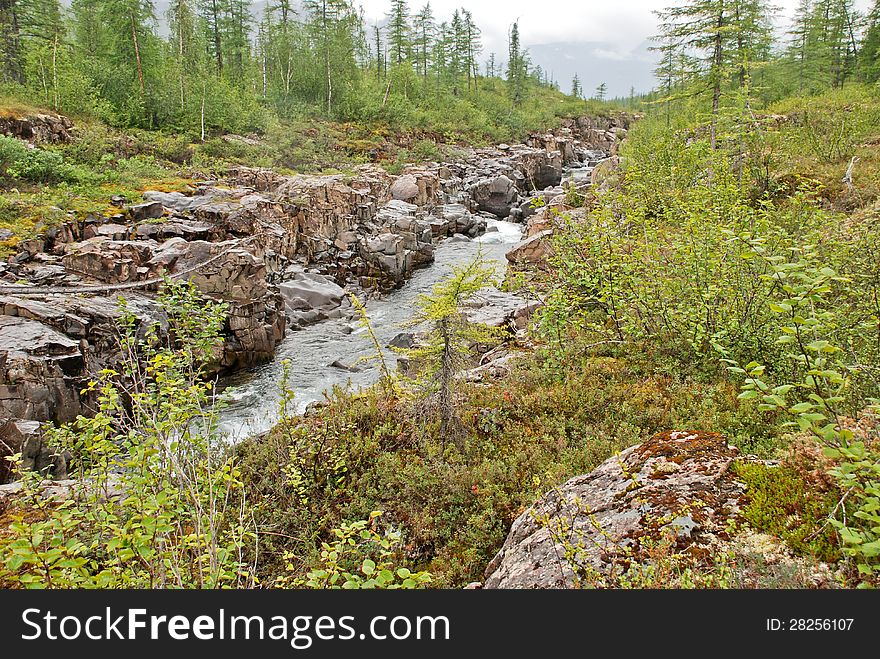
xmin=734 ymin=462 xmax=841 ymax=563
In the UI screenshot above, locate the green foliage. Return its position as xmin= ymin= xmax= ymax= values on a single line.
xmin=0 ymin=279 xmax=257 ymax=589
xmin=825 ymin=439 xmax=880 ymax=585
xmin=281 ymin=512 xmax=432 ymax=589
xmin=237 ymin=337 xmax=770 ymax=587
xmin=0 ymin=135 xmax=72 ymax=183
xmin=723 ymin=227 xmax=879 ymax=586
xmin=772 ymin=87 xmax=880 ymax=163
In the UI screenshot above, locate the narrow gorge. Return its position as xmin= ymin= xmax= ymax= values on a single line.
xmin=0 ymin=112 xmax=627 ymax=475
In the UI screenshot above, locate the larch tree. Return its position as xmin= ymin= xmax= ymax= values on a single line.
xmin=656 ymin=0 xmax=732 ymax=150
xmin=199 ymin=0 xmax=225 ymax=76
xmin=99 ymin=0 xmax=158 ymax=105
xmin=387 ymin=0 xmax=409 ymax=66
xmin=462 ymin=8 xmax=481 ymax=91
xmin=412 ymin=2 xmax=434 ymax=81
xmin=860 ymin=0 xmax=880 ymax=82
xmin=167 ymin=0 xmax=199 ymax=109
xmin=506 ymin=19 xmax=526 ymax=106
xmin=0 ymin=0 xmax=24 ymax=83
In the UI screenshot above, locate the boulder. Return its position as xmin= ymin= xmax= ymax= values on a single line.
xmin=469 ymin=175 xmax=519 ymax=218
xmin=280 ymin=271 xmax=347 ymax=329
xmin=280 ymin=272 xmax=345 ymax=312
xmin=508 ymin=147 xmax=563 ymax=190
xmin=483 ymin=430 xmax=746 ymax=589
xmin=505 ymin=230 xmax=553 ymax=268
xmin=387 ymin=332 xmax=415 ymax=350
xmin=390 ymin=175 xmax=421 ymax=204
xmin=129 ymin=201 xmax=165 ymax=221
xmin=463 ymin=288 xmax=540 ymax=331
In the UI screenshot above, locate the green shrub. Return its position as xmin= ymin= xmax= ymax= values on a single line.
xmin=0 ymin=280 xmax=256 ymax=589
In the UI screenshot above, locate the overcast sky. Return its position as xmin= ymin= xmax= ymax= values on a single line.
xmin=355 ymin=0 xmax=874 ymax=96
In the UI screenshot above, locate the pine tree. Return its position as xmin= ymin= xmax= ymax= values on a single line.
xmin=570 ymin=72 xmax=581 ymax=98
xmin=594 ymin=81 xmax=607 ymax=101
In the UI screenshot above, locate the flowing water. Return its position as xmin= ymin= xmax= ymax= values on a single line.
xmin=217 ymin=218 xmax=524 ymax=440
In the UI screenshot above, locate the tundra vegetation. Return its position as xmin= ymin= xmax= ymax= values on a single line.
xmin=1 ymin=0 xmax=880 ymax=588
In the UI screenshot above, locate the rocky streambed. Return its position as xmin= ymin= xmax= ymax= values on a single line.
xmin=0 ymin=111 xmax=630 ymax=480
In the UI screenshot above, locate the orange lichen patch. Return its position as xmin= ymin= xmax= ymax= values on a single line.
xmin=634 ymin=430 xmax=736 ymax=466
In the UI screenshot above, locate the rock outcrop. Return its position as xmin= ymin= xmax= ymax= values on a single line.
xmin=0 ymin=315 xmax=85 ymax=425
xmin=280 ymin=271 xmax=349 ymax=329
xmin=0 ymin=111 xmax=73 ymax=144
xmin=0 ymin=419 xmax=67 ymax=484
xmin=483 ymin=430 xmax=746 ymax=589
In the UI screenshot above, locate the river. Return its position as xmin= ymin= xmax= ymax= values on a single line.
xmin=217 ymin=217 xmax=525 ymax=440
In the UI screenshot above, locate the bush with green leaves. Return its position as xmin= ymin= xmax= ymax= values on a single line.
xmin=0 ymin=135 xmax=87 ymax=184
xmin=279 ymin=512 xmax=432 ymax=590
xmin=0 ymin=279 xmax=257 ymax=589
xmin=771 ymin=87 xmax=880 ymax=164
xmin=723 ymin=233 xmax=879 ymax=586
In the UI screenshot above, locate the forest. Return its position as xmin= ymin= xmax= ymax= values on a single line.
xmin=0 ymin=0 xmax=878 ymax=591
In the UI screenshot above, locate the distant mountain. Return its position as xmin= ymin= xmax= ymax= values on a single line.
xmin=526 ymin=40 xmax=658 ymax=98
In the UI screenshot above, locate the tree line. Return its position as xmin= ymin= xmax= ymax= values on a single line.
xmin=649 ymin=0 xmax=880 ymax=147
xmin=0 ymin=0 xmax=558 ymax=133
